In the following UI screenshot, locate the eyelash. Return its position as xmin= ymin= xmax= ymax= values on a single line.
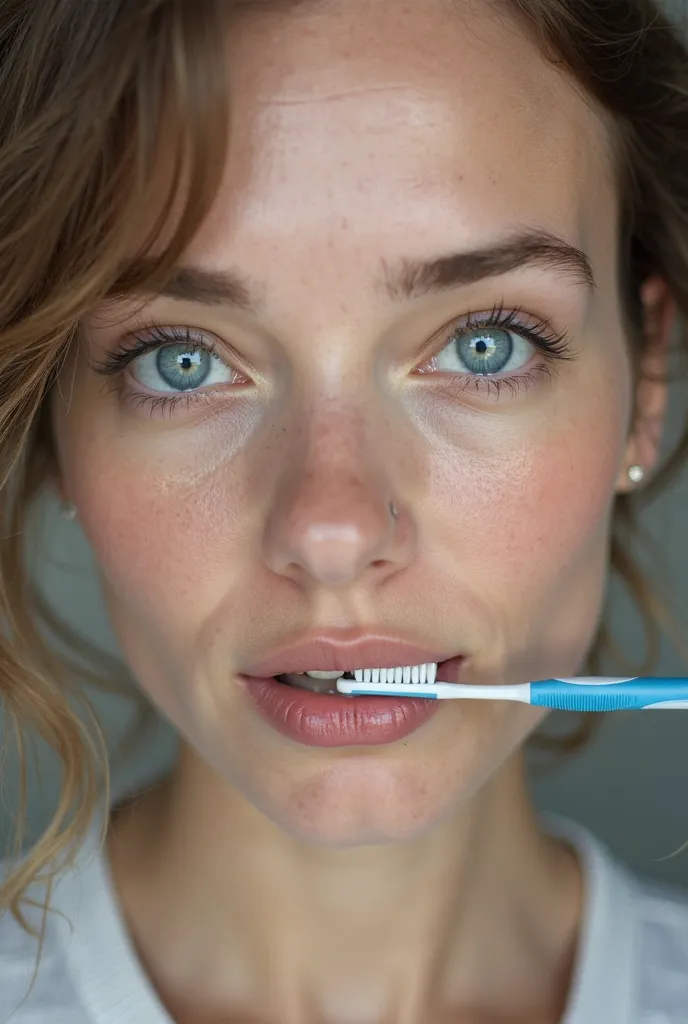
xmin=94 ymin=324 xmax=226 ymax=418
xmin=93 ymin=307 xmax=577 ymax=417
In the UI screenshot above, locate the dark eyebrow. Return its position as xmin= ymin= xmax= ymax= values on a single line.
xmin=106 ymin=229 xmax=594 ymax=312
xmin=382 ymin=230 xmax=595 ymax=301
xmin=105 ymin=264 xmax=261 ymax=312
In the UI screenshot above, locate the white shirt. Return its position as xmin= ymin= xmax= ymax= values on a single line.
xmin=2 ymin=812 xmax=688 ymax=1023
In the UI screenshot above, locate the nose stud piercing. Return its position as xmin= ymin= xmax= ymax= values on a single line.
xmin=389 ymin=502 xmax=399 ymax=519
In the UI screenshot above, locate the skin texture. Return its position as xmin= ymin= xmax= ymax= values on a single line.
xmin=51 ymin=1 xmax=672 ymax=1021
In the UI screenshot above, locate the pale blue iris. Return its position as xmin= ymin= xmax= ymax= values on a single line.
xmin=156 ymin=345 xmax=212 ymax=391
xmin=456 ymin=328 xmax=513 ymax=375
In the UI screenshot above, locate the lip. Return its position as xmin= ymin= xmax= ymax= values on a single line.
xmin=241 ymin=630 xmax=463 ymax=679
xmin=241 ymin=678 xmax=445 ymax=747
xmin=238 ymin=631 xmax=466 ymax=748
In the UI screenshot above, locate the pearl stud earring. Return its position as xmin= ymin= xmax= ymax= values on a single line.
xmin=628 ymin=465 xmax=645 ymax=484
xmin=60 ymin=500 xmax=77 ymax=521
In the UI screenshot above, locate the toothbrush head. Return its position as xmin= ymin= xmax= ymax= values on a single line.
xmin=336 ymin=675 xmax=441 ymax=697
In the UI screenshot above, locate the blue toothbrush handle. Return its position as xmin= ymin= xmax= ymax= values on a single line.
xmin=530 ymin=677 xmax=688 ymax=711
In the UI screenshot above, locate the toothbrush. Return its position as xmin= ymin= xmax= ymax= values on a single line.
xmin=335 ymin=674 xmax=688 ymax=711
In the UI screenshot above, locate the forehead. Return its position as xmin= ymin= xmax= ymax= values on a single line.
xmin=185 ymin=0 xmax=617 ymax=284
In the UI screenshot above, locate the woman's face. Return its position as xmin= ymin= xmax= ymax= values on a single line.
xmin=53 ymin=0 xmax=644 ymax=844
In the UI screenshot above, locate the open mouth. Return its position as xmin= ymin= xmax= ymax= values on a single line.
xmin=245 ymin=660 xmax=451 ymax=746
xmin=275 ymin=662 xmax=440 ymax=695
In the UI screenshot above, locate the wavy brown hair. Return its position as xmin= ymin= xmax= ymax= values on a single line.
xmin=1 ymin=0 xmax=687 ymax=964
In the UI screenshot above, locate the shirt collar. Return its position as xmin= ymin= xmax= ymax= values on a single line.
xmin=545 ymin=814 xmax=638 ymax=1024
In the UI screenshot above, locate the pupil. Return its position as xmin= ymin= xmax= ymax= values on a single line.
xmin=475 ymin=340 xmax=487 ymax=354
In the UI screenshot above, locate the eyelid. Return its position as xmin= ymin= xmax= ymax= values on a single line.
xmin=91 ymin=322 xmax=259 ymax=379
xmin=417 ymin=303 xmax=577 ymax=368
xmin=445 ymin=304 xmax=562 ymax=341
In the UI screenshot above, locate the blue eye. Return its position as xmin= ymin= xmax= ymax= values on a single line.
xmin=434 ymin=327 xmax=532 ymax=376
xmin=92 ymin=308 xmax=576 ymax=419
xmin=131 ymin=343 xmax=235 ymax=393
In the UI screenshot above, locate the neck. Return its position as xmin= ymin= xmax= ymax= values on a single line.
xmin=108 ymin=748 xmax=582 ymax=1024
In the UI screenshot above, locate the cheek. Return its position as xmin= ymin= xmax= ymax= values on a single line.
xmin=515 ymin=402 xmax=624 ymax=571
xmin=62 ymin=453 xmax=258 ymax=743
xmin=73 ymin=466 xmax=245 ymax=631
xmin=52 ymin=383 xmax=252 ymax=659
xmin=503 ymin=435 xmax=616 ymax=569
xmin=428 ymin=385 xmax=627 ymax=675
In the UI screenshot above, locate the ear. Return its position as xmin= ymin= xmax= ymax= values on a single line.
xmin=615 ymin=275 xmax=675 ymax=493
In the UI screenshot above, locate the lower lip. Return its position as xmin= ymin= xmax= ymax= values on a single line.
xmin=240 ymin=675 xmax=444 ymax=747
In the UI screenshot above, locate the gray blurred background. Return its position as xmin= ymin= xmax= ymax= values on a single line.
xmin=1 ymin=0 xmax=688 ymax=889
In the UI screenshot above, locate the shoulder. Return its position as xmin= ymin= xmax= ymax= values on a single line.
xmin=546 ymin=815 xmax=688 ymax=1023
xmin=606 ymin=868 xmax=688 ymax=1023
xmin=632 ymin=873 xmax=688 ymax=1002
xmin=0 ymin=859 xmax=90 ymax=1024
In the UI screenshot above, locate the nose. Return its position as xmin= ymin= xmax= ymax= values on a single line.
xmin=262 ymin=465 xmax=415 ymax=590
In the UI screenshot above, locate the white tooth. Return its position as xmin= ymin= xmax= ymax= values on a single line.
xmin=305 ymin=670 xmax=345 ymax=679
xmin=352 ymin=664 xmax=439 ymax=684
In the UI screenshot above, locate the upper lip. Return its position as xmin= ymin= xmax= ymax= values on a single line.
xmin=240 ymin=631 xmax=465 ymax=678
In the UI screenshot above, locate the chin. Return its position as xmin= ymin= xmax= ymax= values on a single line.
xmin=206 ymin=700 xmax=540 ymax=846
xmin=241 ymin=744 xmax=496 ymax=847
